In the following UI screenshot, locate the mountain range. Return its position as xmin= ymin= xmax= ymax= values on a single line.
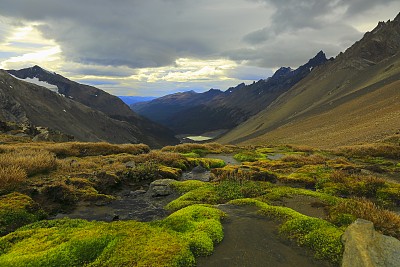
xmin=218 ymin=13 xmax=400 ymax=147
xmin=2 ymin=67 xmax=178 ymax=147
xmin=1 ymin=13 xmax=399 ymax=149
xmin=132 ymin=51 xmax=328 ymax=134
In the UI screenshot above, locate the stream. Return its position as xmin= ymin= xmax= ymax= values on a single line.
xmin=196 ymin=204 xmax=332 ymax=267
xmin=54 ymin=154 xmax=333 ymax=266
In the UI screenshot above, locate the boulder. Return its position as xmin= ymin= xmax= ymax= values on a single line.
xmin=341 ymin=219 xmax=400 ymax=267
xmin=148 ymin=179 xmax=176 ymax=197
xmin=192 ymin=165 xmax=207 ymax=173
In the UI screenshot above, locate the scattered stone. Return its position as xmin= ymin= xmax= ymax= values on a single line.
xmin=130 ymin=190 xmax=146 ymax=197
xmin=181 ymin=171 xmax=211 ymax=182
xmin=148 ymin=179 xmax=176 ymax=197
xmin=192 ymin=165 xmax=207 ymax=173
xmin=125 ymin=161 xmax=136 ymax=168
xmin=341 ymin=219 xmax=400 ymax=267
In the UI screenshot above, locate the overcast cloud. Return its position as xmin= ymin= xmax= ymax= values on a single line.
xmin=0 ymin=0 xmax=399 ymax=96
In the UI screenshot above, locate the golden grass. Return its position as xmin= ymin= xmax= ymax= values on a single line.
xmin=0 ymin=166 xmax=27 ymax=193
xmin=0 ymin=142 xmax=150 ymax=158
xmin=161 ymin=142 xmax=236 ymax=154
xmin=336 ymin=143 xmax=400 ymax=159
xmin=134 ymin=150 xmax=190 ymax=169
xmin=331 ymin=198 xmax=400 ymax=239
xmin=0 ymin=149 xmax=56 ymax=176
xmin=281 ymin=154 xmax=328 ymax=165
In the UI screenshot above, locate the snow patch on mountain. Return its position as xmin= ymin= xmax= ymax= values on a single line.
xmin=8 ymin=73 xmax=59 ymax=92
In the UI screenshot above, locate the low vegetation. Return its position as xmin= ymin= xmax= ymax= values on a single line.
xmin=0 ymin=205 xmax=224 ymax=266
xmin=230 ymin=199 xmax=344 ymax=263
xmin=0 ymin=136 xmax=398 ymax=266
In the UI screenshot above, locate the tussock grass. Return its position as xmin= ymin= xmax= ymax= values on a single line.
xmin=319 ymin=170 xmax=388 ymax=198
xmin=162 ymin=143 xmax=236 ymax=155
xmin=0 ymin=142 xmax=150 ymax=158
xmin=281 ymin=154 xmax=328 ymax=166
xmin=283 ymin=144 xmax=317 ymax=153
xmin=134 ymin=151 xmax=190 ymax=170
xmin=211 ymin=165 xmax=278 ymax=183
xmin=0 ymin=149 xmax=56 ymax=176
xmin=330 ymin=198 xmax=400 ymax=239
xmin=46 ymin=142 xmax=150 ymax=157
xmin=336 ymin=143 xmax=400 ymax=159
xmin=0 ymin=166 xmax=27 ymax=193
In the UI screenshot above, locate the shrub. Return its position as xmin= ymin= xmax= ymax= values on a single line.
xmin=0 ymin=166 xmax=27 ymax=194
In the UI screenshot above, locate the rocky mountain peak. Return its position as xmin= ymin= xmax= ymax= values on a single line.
xmin=307 ymin=50 xmax=327 ymax=66
xmin=337 ymin=13 xmax=400 ymax=67
xmin=272 ymin=67 xmax=292 ymax=78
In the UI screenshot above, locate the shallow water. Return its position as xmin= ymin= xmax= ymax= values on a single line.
xmin=196 ymin=204 xmax=332 ymax=267
xmin=54 ymin=190 xmax=177 ymax=222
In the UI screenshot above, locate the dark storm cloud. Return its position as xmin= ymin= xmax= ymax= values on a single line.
xmin=0 ymin=0 xmax=399 ymax=71
xmin=0 ymin=0 xmax=247 ymax=68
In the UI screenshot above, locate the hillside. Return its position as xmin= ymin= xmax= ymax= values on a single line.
xmin=6 ymin=67 xmax=178 ymax=147
xmin=218 ymin=14 xmax=400 ymax=148
xmin=132 ymin=51 xmax=327 ymax=134
xmin=0 ymin=70 xmax=177 ymax=146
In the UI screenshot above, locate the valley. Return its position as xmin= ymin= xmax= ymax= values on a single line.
xmin=0 ymin=6 xmax=399 ymax=267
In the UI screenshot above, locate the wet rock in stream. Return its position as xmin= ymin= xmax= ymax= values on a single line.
xmin=55 ymin=179 xmax=180 ymax=222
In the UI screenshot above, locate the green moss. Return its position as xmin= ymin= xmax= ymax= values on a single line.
xmin=167 ymin=180 xmax=272 ymax=211
xmin=166 ymin=185 xmax=218 ymax=211
xmin=233 ymin=151 xmax=265 ymax=162
xmin=187 ymin=158 xmax=226 ymax=169
xmin=170 ymin=180 xmax=208 ymax=194
xmin=162 ymin=205 xmax=224 ymax=257
xmin=0 ymin=205 xmax=224 ymax=266
xmin=377 ymin=184 xmax=400 ymax=206
xmin=259 ymin=186 xmax=340 ymax=205
xmin=282 ymin=165 xmax=331 ymax=187
xmin=159 ymin=166 xmax=182 ymax=180
xmin=0 ymin=193 xmax=47 ymax=236
xmin=181 ymin=152 xmax=201 ymax=158
xmin=229 ymin=199 xmax=344 ymax=264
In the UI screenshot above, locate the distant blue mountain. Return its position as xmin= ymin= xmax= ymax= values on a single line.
xmin=118 ymin=96 xmax=156 ymax=105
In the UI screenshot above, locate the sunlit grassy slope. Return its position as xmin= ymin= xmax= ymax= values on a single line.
xmin=218 ymin=52 xmax=400 ymax=147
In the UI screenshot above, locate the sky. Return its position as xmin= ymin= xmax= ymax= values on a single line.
xmin=0 ymin=1 xmax=399 ymax=97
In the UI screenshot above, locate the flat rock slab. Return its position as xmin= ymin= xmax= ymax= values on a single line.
xmin=342 ymin=219 xmax=400 ymax=267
